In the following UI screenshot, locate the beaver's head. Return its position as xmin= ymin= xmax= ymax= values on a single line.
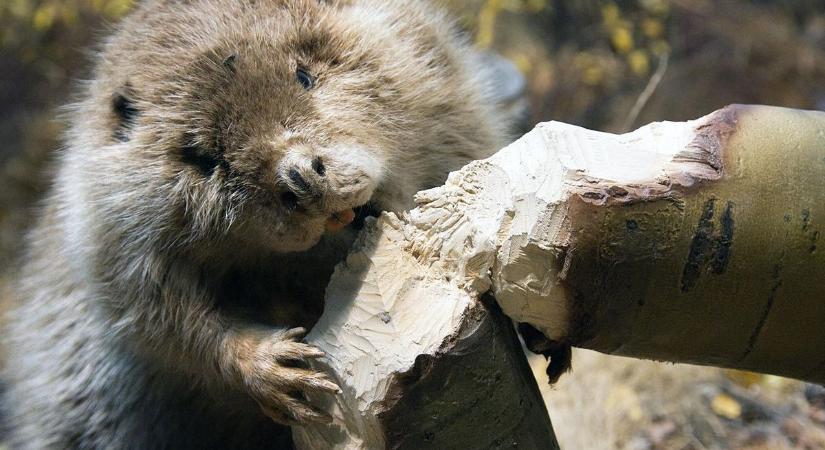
xmin=81 ymin=0 xmax=505 ymax=254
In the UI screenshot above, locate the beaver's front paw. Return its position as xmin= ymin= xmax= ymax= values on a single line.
xmin=242 ymin=328 xmax=341 ymax=425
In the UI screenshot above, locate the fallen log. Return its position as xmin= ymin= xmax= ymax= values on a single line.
xmin=482 ymin=104 xmax=825 ymax=383
xmin=294 ymin=104 xmax=825 ymax=449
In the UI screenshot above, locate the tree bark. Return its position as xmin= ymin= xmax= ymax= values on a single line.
xmin=486 ymin=104 xmax=825 ymax=383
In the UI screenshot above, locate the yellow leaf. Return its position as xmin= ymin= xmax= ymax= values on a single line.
xmin=642 ymin=18 xmax=664 ymax=39
xmin=628 ymin=50 xmax=649 ymax=76
xmin=33 ymin=4 xmax=57 ymax=32
xmin=611 ymin=28 xmax=634 ymax=54
xmin=711 ymin=394 xmax=742 ymax=420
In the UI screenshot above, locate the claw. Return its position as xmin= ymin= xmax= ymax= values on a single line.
xmin=259 ymin=403 xmax=301 ymax=427
xmin=300 ymin=373 xmax=342 ymax=394
xmin=297 ymin=343 xmax=326 ymax=359
xmin=275 ymin=341 xmax=326 ymax=363
xmin=316 ymin=379 xmax=342 ymax=394
xmin=282 ymin=395 xmax=333 ymax=424
xmin=283 ymin=327 xmax=308 ymax=340
xmin=260 ymin=393 xmax=333 ymax=425
xmin=260 ymin=399 xmax=333 ymax=425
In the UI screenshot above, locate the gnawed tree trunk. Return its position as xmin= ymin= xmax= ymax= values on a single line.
xmin=294 ymin=104 xmax=825 ymax=448
xmin=292 ymin=221 xmax=558 ymax=449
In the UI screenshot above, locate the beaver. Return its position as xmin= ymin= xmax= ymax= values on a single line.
xmin=1 ymin=0 xmax=512 ymax=448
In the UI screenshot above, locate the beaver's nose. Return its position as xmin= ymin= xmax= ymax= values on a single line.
xmin=277 ymin=144 xmax=379 ymax=215
xmin=278 ymin=156 xmax=327 ymax=211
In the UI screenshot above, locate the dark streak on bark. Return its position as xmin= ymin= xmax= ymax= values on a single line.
xmin=681 ymin=198 xmax=717 ymax=292
xmin=741 ymin=259 xmax=784 ymax=362
xmin=681 ymin=198 xmax=738 ymax=292
xmin=710 ymin=201 xmax=735 ymax=274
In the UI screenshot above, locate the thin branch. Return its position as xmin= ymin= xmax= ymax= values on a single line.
xmin=623 ymin=53 xmax=670 ymax=132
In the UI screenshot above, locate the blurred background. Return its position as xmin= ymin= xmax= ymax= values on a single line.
xmin=2 ymin=0 xmax=825 ymax=448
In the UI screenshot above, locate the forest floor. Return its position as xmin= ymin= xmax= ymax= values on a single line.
xmin=532 ymin=351 xmax=825 ymax=450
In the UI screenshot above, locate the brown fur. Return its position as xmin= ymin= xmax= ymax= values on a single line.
xmin=1 ymin=0 xmax=508 ymax=448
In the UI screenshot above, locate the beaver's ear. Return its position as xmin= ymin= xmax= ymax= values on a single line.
xmin=222 ymin=53 xmax=238 ymax=74
xmin=111 ymin=84 xmax=140 ymax=142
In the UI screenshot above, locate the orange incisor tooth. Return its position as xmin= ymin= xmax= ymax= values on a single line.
xmin=325 ymin=209 xmax=356 ymax=233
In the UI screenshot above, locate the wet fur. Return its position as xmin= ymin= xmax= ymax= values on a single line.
xmin=1 ymin=0 xmax=507 ymax=448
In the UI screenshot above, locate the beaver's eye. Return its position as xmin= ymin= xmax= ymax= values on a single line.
xmin=112 ymin=89 xmax=140 ymax=142
xmin=181 ymin=145 xmax=220 ymax=176
xmin=296 ymin=68 xmax=315 ymax=90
